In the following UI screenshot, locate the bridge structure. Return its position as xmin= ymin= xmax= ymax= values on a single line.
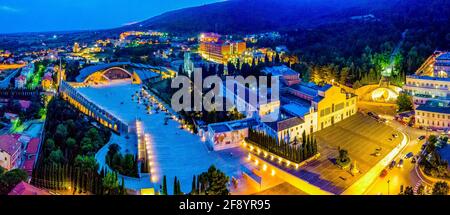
xmin=59 ymin=80 xmax=129 ymax=133
xmin=58 ymin=62 xmax=164 ymax=134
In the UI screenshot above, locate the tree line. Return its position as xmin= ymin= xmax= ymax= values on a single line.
xmin=247 ymin=129 xmax=318 ymax=163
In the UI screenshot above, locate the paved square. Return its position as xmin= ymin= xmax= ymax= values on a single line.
xmin=77 ymin=80 xmax=250 ymax=193
xmin=295 ymin=113 xmax=402 ymax=194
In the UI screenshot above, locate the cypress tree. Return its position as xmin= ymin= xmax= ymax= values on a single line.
xmin=196 ymin=175 xmax=201 ymax=194
xmin=121 ymin=177 xmax=125 ymax=195
xmin=162 ymin=175 xmax=167 ymax=195
xmin=173 ymin=176 xmax=178 ymax=195
xmin=191 ymin=175 xmax=196 ymax=195
xmin=303 ymin=143 xmax=308 ymax=160
xmin=313 ymin=138 xmax=318 ymax=154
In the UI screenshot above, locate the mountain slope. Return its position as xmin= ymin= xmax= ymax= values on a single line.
xmin=120 ymin=0 xmax=399 ymax=34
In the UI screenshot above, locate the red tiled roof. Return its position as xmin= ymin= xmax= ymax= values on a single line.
xmin=0 ymin=135 xmax=21 ymax=155
xmin=26 ymin=138 xmax=40 ymax=154
xmin=43 ymin=75 xmax=52 ymax=81
xmin=16 ymin=75 xmax=26 ymax=80
xmin=22 ymin=158 xmax=36 ymax=175
xmin=19 ymin=100 xmax=31 ymax=109
xmin=8 ymin=182 xmax=50 ymax=195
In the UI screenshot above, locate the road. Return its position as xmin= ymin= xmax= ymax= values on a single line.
xmin=365 ymin=119 xmax=436 ymax=195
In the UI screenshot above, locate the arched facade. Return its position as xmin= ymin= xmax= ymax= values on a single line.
xmin=84 ymin=67 xmax=133 ymax=84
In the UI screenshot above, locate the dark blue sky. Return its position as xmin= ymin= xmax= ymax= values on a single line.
xmin=0 ymin=0 xmax=222 ymax=34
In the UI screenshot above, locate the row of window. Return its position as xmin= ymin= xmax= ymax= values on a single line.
xmin=406 ymin=81 xmax=449 ymax=89
xmin=417 ymin=111 xmax=450 ymax=119
xmin=416 ymin=118 xmax=450 ymax=127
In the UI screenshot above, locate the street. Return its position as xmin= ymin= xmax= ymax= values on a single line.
xmin=365 ymin=119 xmax=435 ymax=194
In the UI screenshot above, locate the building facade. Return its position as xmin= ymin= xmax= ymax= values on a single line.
xmin=403 ymin=52 xmax=450 ymax=131
xmin=414 ymin=100 xmax=450 ymax=130
xmin=0 ymin=135 xmax=22 ymax=170
xmin=198 ymin=33 xmax=246 ymax=64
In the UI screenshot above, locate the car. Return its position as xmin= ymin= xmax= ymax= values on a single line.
xmin=397 ymin=159 xmax=404 ymax=168
xmin=389 ymin=160 xmax=396 ymax=169
xmin=374 ymin=151 xmax=381 ymax=157
xmin=380 ymin=169 xmax=388 ymax=178
xmin=411 ymin=157 xmax=417 ymax=164
xmin=392 ymin=133 xmax=399 ymax=138
xmin=418 ymin=135 xmax=426 ymax=140
xmin=405 ymin=152 xmax=414 ymax=159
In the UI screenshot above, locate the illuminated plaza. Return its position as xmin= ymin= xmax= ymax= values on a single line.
xmin=73 ymin=80 xmax=250 ymax=193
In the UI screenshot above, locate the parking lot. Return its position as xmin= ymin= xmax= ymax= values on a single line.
xmin=293 ymin=113 xmax=402 ymax=194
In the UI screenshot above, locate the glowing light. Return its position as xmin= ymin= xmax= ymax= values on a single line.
xmin=270 ymin=155 xmax=274 ymax=161
xmin=286 ymin=161 xmax=291 ymax=167
xmin=262 ymin=164 xmax=267 ymax=171
xmin=247 ymin=154 xmax=251 ymax=161
xmin=263 ymin=152 xmax=268 ymax=158
xmin=254 ymin=159 xmax=259 ymax=165
xmin=278 ymin=157 xmax=282 ymax=164
xmin=271 ymin=169 xmax=276 ymax=176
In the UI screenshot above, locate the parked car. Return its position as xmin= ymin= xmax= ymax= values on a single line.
xmin=405 ymin=152 xmax=414 ymax=159
xmin=397 ymin=159 xmax=404 ymax=168
xmin=380 ymin=169 xmax=388 ymax=178
xmin=389 ymin=160 xmax=396 ymax=169
xmin=418 ymin=135 xmax=426 ymax=140
xmin=392 ymin=133 xmax=399 ymax=138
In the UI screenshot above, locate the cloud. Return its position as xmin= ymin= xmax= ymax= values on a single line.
xmin=122 ymin=21 xmax=139 ymax=26
xmin=0 ymin=5 xmax=20 ymax=13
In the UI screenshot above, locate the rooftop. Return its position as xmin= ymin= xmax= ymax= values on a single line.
xmin=0 ymin=134 xmax=21 ymax=155
xmin=265 ymin=116 xmax=304 ymax=132
xmin=209 ymin=118 xmax=258 ymax=133
xmin=8 ymin=182 xmax=50 ymax=195
xmin=436 ymin=52 xmax=450 ymax=61
xmin=416 ymin=100 xmax=450 ymax=114
xmin=26 ymin=138 xmax=40 ymax=154
xmin=262 ymin=65 xmax=298 ymax=76
xmin=282 ymin=103 xmax=310 ymax=117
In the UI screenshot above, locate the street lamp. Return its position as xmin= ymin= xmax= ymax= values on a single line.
xmin=387 ymin=179 xmax=391 ymax=195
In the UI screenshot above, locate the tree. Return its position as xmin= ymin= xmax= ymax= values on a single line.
xmin=402 ymin=186 xmax=414 ymax=195
xmin=80 ymin=137 xmax=94 ymax=155
xmin=173 ymin=176 xmax=179 ymax=195
xmin=0 ymin=169 xmax=28 ymax=195
xmin=397 ymin=93 xmax=413 ymax=112
xmin=204 ymin=165 xmax=229 ymax=195
xmin=191 ymin=175 xmax=197 ymax=195
xmin=55 ymin=124 xmax=68 ymax=144
xmin=48 ymin=149 xmax=64 ymax=164
xmin=432 ymin=181 xmax=449 ymax=195
xmin=103 ymin=172 xmax=119 ymax=195
xmin=162 ymin=175 xmax=168 ymax=195
xmin=416 ymin=185 xmax=425 ymax=195
xmin=74 ymin=155 xmax=98 ymax=173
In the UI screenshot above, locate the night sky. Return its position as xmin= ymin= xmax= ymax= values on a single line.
xmin=0 ymin=0 xmax=222 ymax=34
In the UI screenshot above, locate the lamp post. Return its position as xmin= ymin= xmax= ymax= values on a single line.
xmin=387 ymin=179 xmax=391 ymax=195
